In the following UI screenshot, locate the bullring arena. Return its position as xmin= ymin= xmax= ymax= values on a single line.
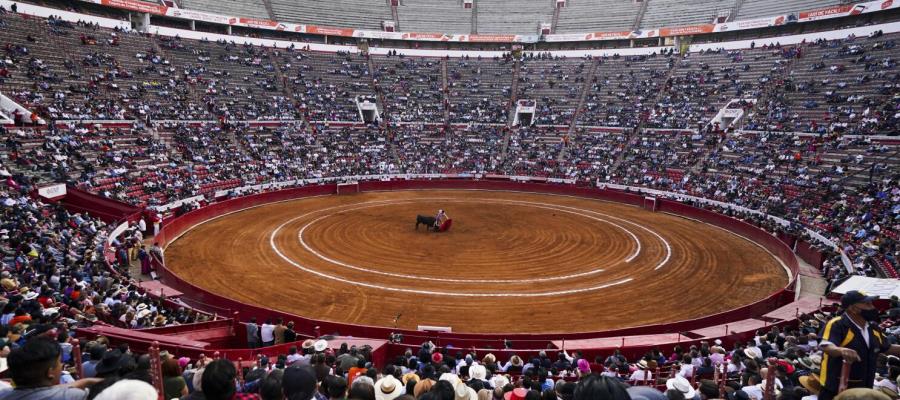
xmin=3 ymin=0 xmax=900 ymax=397
xmin=163 ymin=186 xmax=788 ymax=334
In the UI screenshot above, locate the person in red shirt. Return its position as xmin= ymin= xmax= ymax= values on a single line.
xmin=8 ymin=309 xmax=31 ymax=327
xmin=347 ymin=358 xmax=367 ymax=387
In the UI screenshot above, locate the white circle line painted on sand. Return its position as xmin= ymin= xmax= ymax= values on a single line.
xmin=475 ymin=199 xmax=673 ymax=270
xmin=295 ymin=198 xmax=640 ymax=283
xmin=267 ymin=198 xmax=646 ymax=296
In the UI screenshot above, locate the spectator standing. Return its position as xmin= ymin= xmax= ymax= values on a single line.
xmin=284 ymin=321 xmax=297 ymax=343
xmin=819 ymin=291 xmax=900 ymax=400
xmin=163 ymin=358 xmax=189 ymax=399
xmin=247 ymin=318 xmax=261 ymax=349
xmin=261 ymin=319 xmax=276 ymax=347
xmin=274 ymin=319 xmax=286 ymax=345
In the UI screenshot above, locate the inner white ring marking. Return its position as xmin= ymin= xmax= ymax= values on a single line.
xmin=268 ymin=196 xmax=666 ymax=296
xmin=296 ymin=199 xmax=633 ymax=283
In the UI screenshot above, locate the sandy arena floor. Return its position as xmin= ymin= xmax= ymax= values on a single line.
xmin=164 ymin=190 xmax=788 ymax=334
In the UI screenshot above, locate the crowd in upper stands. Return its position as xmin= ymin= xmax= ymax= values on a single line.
xmin=0 ymin=8 xmax=897 ymax=133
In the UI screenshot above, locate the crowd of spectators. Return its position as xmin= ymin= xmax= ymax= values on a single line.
xmin=0 ymin=6 xmax=896 ymax=400
xmin=1 ymin=295 xmax=899 ymax=400
xmin=3 ymin=118 xmax=897 ymax=280
xmin=0 ymin=165 xmax=214 ymax=346
xmin=0 ymin=9 xmax=896 ymax=134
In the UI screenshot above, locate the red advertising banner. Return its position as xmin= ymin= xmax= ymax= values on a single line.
xmin=467 ymin=34 xmax=519 ymax=42
xmin=588 ymin=31 xmax=632 ymax=40
xmin=402 ymin=32 xmax=450 ymax=41
xmin=306 ymin=25 xmax=356 ymax=36
xmin=236 ymin=17 xmax=278 ymax=28
xmin=799 ymin=4 xmax=853 ymax=20
xmin=79 ymin=0 xmax=900 ymax=44
xmin=659 ymin=24 xmax=715 ymax=36
xmin=100 ymin=0 xmax=167 ymax=15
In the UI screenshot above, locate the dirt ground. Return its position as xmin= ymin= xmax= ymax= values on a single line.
xmin=164 ymin=190 xmax=788 ymax=334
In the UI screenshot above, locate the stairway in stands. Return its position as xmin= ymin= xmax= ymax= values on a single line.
xmin=261 ymin=0 xmax=277 ymax=20
xmin=609 ymin=55 xmax=678 ymax=172
xmin=550 ymin=3 xmax=561 ymax=34
xmin=471 ymin=0 xmax=478 ymax=34
xmin=366 ymin=56 xmax=400 ymax=164
xmin=730 ymin=0 xmax=745 ymax=21
xmin=566 ymin=58 xmax=599 ymax=137
xmin=268 ymin=48 xmax=304 ymax=121
xmin=389 ymin=0 xmax=401 ymax=31
xmin=631 ymin=0 xmax=648 ymax=31
xmin=366 ymin=55 xmax=391 ymax=122
xmin=745 ymin=51 xmax=797 ymax=133
xmin=557 ymin=58 xmax=600 ymax=162
xmin=441 ymin=58 xmax=451 ymax=125
xmin=507 ymin=57 xmax=521 ymax=127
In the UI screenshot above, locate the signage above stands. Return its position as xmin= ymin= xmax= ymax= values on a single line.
xmin=37 ymin=184 xmax=67 ymax=200
xmin=79 ymin=0 xmax=899 ymax=43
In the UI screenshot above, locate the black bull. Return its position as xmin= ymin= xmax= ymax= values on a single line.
xmin=415 ymin=215 xmax=437 ymax=231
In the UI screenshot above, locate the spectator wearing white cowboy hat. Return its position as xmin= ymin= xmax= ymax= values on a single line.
xmin=374 ymin=375 xmax=404 ymax=400
xmin=628 ymin=359 xmax=653 ymax=384
xmin=743 ymin=346 xmax=763 ymax=362
xmin=489 ymin=375 xmax=509 ymax=391
xmin=453 ymin=380 xmax=478 ymax=400
xmin=665 ymin=375 xmax=697 ymax=399
xmin=501 ymin=355 xmax=524 ymax=373
xmin=93 ymin=379 xmax=158 ymax=400
xmin=469 ymin=364 xmax=489 ymax=388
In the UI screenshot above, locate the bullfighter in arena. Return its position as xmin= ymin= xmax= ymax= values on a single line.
xmin=434 ymin=209 xmax=449 ymax=229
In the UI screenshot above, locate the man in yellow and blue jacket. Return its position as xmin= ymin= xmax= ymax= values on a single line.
xmin=819 ymin=290 xmax=900 ymax=400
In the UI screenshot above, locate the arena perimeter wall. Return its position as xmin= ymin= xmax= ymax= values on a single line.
xmin=152 ymin=179 xmax=801 ymax=350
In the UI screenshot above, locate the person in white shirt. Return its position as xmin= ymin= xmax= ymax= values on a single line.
xmin=455 ymin=355 xmax=476 ymax=375
xmin=286 ymin=346 xmax=305 ymax=366
xmin=679 ymin=363 xmax=694 ymax=379
xmin=600 ymin=367 xmax=619 ymax=378
xmin=741 ymin=375 xmax=764 ymax=400
xmin=678 ymin=355 xmax=694 ymax=378
xmin=260 ymin=319 xmax=275 ymax=347
xmin=727 ymin=356 xmax=744 ymax=374
xmin=629 ymin=361 xmax=652 ymax=384
xmin=873 ymin=367 xmax=898 ymax=397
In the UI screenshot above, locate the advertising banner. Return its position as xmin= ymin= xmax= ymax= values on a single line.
xmin=83 ymin=0 xmax=900 ymax=44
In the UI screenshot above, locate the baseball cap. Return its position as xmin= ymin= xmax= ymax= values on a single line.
xmin=841 ymin=290 xmax=877 ymax=308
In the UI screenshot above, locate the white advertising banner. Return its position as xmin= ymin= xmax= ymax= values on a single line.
xmin=37 ymin=184 xmax=67 ymax=200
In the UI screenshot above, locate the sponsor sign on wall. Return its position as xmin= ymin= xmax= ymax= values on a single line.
xmin=83 ymin=0 xmax=900 ymax=44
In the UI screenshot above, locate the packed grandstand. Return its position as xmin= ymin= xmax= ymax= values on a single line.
xmin=0 ymin=0 xmax=898 ymax=399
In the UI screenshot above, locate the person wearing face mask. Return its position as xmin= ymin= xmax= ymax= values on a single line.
xmin=818 ymin=291 xmax=900 ymax=400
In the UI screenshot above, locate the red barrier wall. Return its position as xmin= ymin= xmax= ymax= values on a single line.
xmin=153 ymin=180 xmax=799 ymax=349
xmin=59 ymin=186 xmax=143 ymax=223
xmin=796 ymin=240 xmax=825 ymax=268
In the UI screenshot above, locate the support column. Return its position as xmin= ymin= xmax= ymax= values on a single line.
xmin=130 ymin=12 xmax=151 ymax=32
xmin=190 ymin=20 xmax=196 ymax=31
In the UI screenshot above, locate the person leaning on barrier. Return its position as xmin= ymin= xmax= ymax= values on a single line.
xmin=818 ymin=291 xmax=900 ymax=400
